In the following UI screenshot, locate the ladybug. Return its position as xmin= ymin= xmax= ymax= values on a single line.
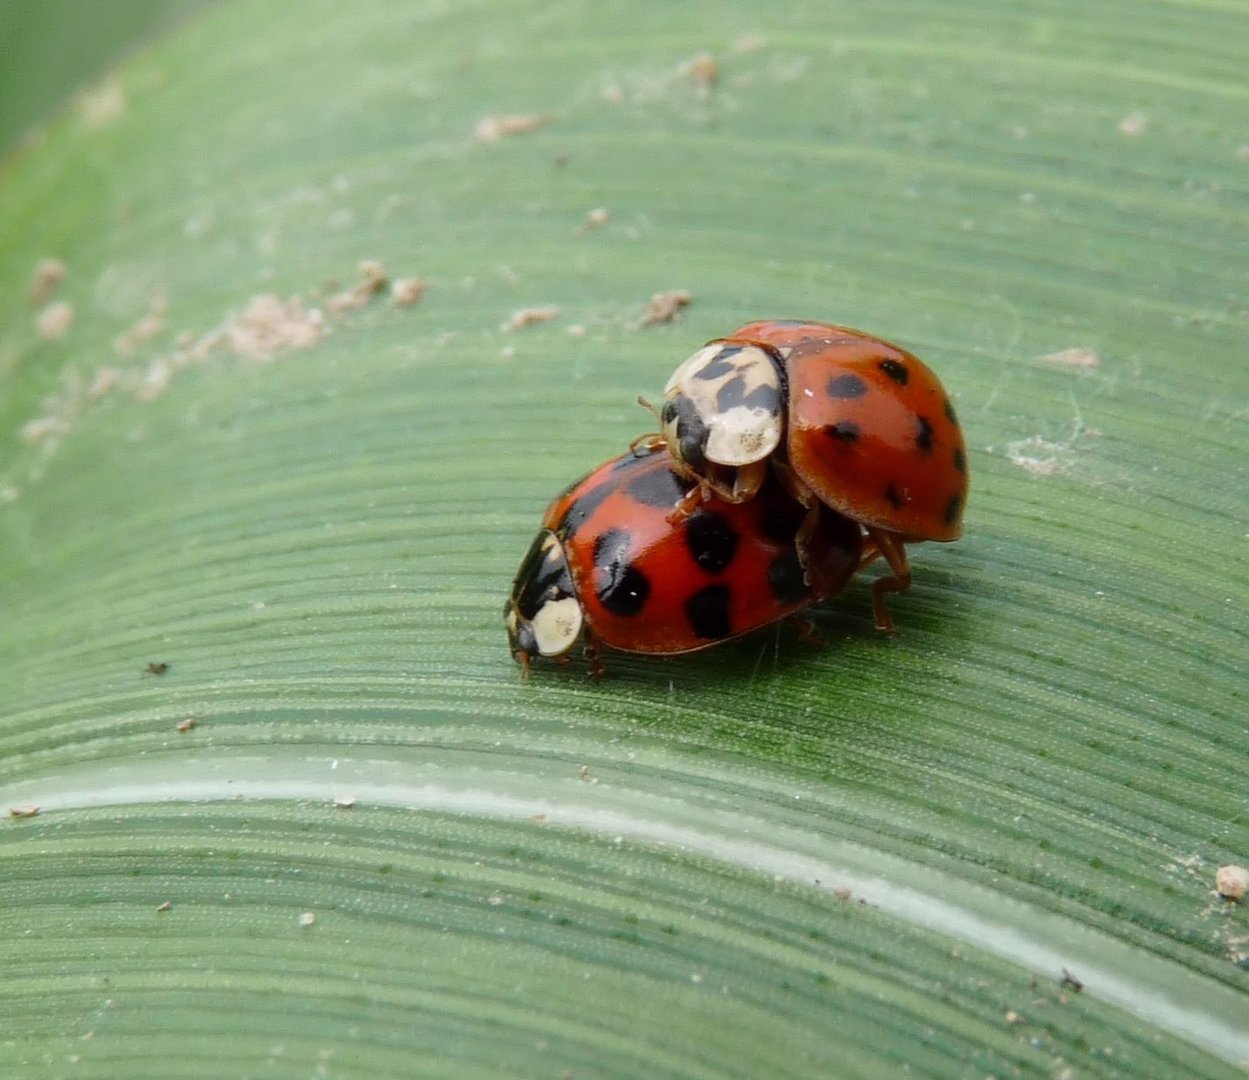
xmin=654 ymin=319 xmax=968 ymax=631
xmin=504 ymin=444 xmax=864 ymax=676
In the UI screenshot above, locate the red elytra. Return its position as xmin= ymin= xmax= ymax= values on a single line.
xmin=656 ymin=319 xmax=968 ymax=631
xmin=728 ymin=320 xmax=968 ymax=543
xmin=503 ymin=445 xmax=864 ymax=675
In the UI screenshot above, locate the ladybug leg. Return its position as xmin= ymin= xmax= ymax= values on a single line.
xmin=514 ymin=650 xmax=532 ymax=680
xmin=728 ymin=461 xmax=767 ymax=502
xmin=857 ymin=534 xmax=883 ymax=572
xmin=785 ymin=614 xmax=825 ymax=648
xmin=866 ymin=529 xmax=912 ymax=633
xmin=666 ymin=479 xmax=710 ymax=524
xmin=630 ymin=432 xmax=666 ymax=455
xmin=631 ymin=399 xmax=667 ymax=456
xmin=582 ymin=629 xmax=606 ymax=680
xmin=771 ymin=463 xmax=826 ymax=589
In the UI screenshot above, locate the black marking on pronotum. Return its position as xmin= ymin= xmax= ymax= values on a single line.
xmin=943 ymin=493 xmax=962 ymax=527
xmin=878 ymin=358 xmax=908 ymax=385
xmin=824 ymin=420 xmax=861 ymax=442
xmin=685 ymin=584 xmax=732 ymax=640
xmin=826 ymin=373 xmax=868 ymax=398
xmin=662 ymin=394 xmax=709 ymax=471
xmin=684 ymin=510 xmax=739 ymax=574
xmin=944 ymin=398 xmax=959 ymax=426
xmin=593 ymin=528 xmax=650 ymax=616
xmin=915 ymin=415 xmax=934 ymax=453
xmin=884 ymin=484 xmax=904 ymax=509
xmin=952 ymin=447 xmax=966 ymax=474
xmin=767 ymin=549 xmax=809 ymax=604
xmin=627 ymin=463 xmax=692 ymax=508
xmin=715 ymin=375 xmax=782 ymax=414
xmin=693 ymin=346 xmax=744 ymax=381
xmin=512 ymin=532 xmax=574 ymax=621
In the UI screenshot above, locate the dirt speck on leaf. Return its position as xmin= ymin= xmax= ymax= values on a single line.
xmin=732 ymin=34 xmax=766 ymax=54
xmin=640 ymin=289 xmax=692 ymax=327
xmin=1216 ymin=864 xmax=1248 ymax=901
xmin=998 ymin=419 xmax=1097 ymax=478
xmin=36 ymin=301 xmax=74 ymax=341
xmin=28 ymin=258 xmax=65 ymax=306
xmin=683 ymin=52 xmax=718 ymax=95
xmin=227 ymin=294 xmax=326 ymax=361
xmin=327 ymin=259 xmax=389 ymax=314
xmin=475 ymin=114 xmax=549 ymax=142
xmin=503 ymin=306 xmax=560 ymax=332
xmin=1040 ymin=346 xmax=1100 ymax=370
xmin=8 ymin=805 xmax=40 ymax=819
xmin=87 ymin=367 xmax=122 ymax=401
xmin=579 ymin=207 xmax=610 ymax=233
xmin=390 ymin=277 xmax=425 ymax=306
xmin=114 ymin=292 xmax=168 ymax=356
xmin=1118 ymin=112 xmax=1147 ymax=137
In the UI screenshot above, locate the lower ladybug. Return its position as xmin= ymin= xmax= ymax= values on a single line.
xmin=654 ymin=319 xmax=968 ymax=632
xmin=504 ymin=444 xmax=864 ymax=676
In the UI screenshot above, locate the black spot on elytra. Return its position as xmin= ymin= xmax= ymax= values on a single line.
xmin=824 ymin=420 xmax=860 ymax=442
xmin=884 ymin=484 xmax=904 ymax=509
xmin=953 ymin=447 xmax=966 ymax=474
xmin=767 ymin=549 xmax=809 ymax=604
xmin=826 ymin=373 xmax=868 ymax=398
xmin=662 ymin=393 xmax=709 ymax=471
xmin=944 ymin=398 xmax=959 ymax=426
xmin=943 ymin=494 xmax=962 ymax=527
xmin=684 ymin=510 xmax=739 ymax=573
xmin=878 ymin=358 xmax=909 ymax=385
xmin=559 ymin=480 xmax=614 ymax=539
xmin=627 ymin=463 xmax=692 ymax=508
xmin=693 ymin=345 xmax=745 ymax=381
xmin=685 ymin=584 xmax=732 ymax=640
xmin=716 ymin=374 xmax=781 ymax=414
xmin=759 ymin=501 xmax=806 ymax=544
xmin=593 ymin=528 xmax=650 ymax=616
xmin=915 ymin=415 xmax=934 ymax=453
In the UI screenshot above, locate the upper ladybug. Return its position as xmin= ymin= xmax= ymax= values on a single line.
xmin=656 ymin=319 xmax=968 ymax=630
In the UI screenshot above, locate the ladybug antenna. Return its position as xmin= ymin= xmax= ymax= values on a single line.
xmin=636 ymin=395 xmax=662 ymax=423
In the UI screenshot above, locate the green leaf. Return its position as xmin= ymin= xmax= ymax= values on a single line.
xmin=2 ymin=2 xmax=1246 ymax=1077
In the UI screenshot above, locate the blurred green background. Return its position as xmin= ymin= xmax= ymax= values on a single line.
xmin=0 ymin=1 xmax=205 ymax=153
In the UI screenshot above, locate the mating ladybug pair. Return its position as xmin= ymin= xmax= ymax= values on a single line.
xmin=505 ymin=320 xmax=969 ymax=677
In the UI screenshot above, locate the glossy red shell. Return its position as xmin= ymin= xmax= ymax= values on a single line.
xmin=541 ymin=447 xmax=861 ymax=655
xmin=722 ymin=320 xmax=968 ymax=542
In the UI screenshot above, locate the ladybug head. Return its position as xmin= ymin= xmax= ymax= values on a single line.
xmin=504 ymin=530 xmax=583 ymax=671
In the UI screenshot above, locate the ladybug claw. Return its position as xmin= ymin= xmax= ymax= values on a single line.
xmin=786 ymin=615 xmax=824 ymax=648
